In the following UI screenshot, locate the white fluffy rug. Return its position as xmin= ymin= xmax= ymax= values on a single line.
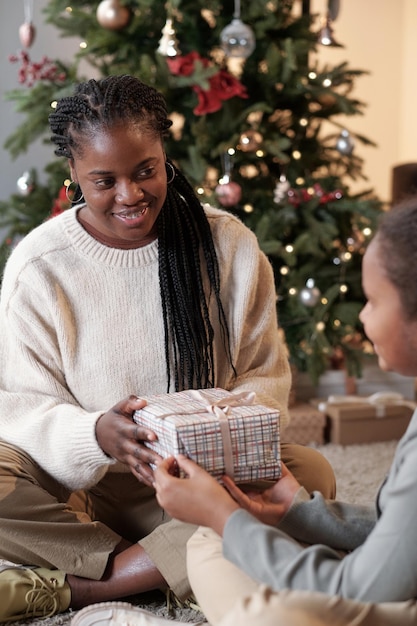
xmin=1 ymin=440 xmax=398 ymax=625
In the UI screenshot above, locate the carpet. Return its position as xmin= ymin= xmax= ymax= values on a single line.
xmin=1 ymin=439 xmax=398 ymax=625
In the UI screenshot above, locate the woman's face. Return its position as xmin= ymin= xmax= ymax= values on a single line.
xmin=359 ymin=238 xmax=417 ymax=376
xmin=69 ymin=123 xmax=167 ymax=246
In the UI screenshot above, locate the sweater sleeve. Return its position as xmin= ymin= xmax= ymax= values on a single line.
xmin=223 ymin=426 xmax=417 ymax=601
xmin=0 ymin=254 xmax=115 ymax=491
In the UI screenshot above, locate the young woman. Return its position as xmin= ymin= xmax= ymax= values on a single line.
xmin=152 ymin=199 xmax=417 ymax=626
xmin=0 ymin=75 xmax=334 ymax=622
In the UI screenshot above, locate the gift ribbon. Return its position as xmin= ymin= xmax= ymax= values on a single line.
xmin=318 ymin=391 xmax=416 ymax=418
xmin=188 ymin=390 xmax=256 ymax=479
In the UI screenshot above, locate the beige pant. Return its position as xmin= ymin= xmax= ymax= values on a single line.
xmin=0 ymin=440 xmax=335 ymax=601
xmin=187 ymin=528 xmax=417 ymax=626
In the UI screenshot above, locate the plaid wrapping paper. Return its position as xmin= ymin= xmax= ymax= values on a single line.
xmin=133 ymin=388 xmax=281 ymax=482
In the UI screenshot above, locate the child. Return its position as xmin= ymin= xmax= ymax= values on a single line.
xmin=152 ymin=199 xmax=417 ymax=626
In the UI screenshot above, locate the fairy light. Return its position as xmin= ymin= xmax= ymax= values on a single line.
xmin=280 ymin=266 xmax=289 ymax=275
xmin=197 ymin=187 xmax=205 ymax=195
xmin=322 ymin=77 xmax=332 ymax=87
xmin=363 ymin=227 xmax=372 ymax=237
xmin=285 ymin=245 xmax=294 ymax=253
xmin=299 ymin=118 xmax=308 ymax=127
xmin=50 ymin=101 xmax=58 ymax=109
xmin=292 ymin=150 xmax=301 ymax=160
xmin=316 ymin=322 xmax=325 ymax=332
xmin=243 ymin=204 xmax=254 ymax=213
xmin=289 ymin=287 xmax=297 ymax=295
xmin=333 ymin=319 xmax=341 ymax=327
xmin=321 ymin=297 xmax=328 ymax=305
xmin=340 ymin=284 xmax=348 ymax=294
xmin=308 ymin=71 xmax=317 ymax=80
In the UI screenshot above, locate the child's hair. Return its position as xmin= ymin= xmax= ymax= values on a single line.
xmin=49 ymin=75 xmax=235 ymax=391
xmin=374 ymin=199 xmax=417 ymax=319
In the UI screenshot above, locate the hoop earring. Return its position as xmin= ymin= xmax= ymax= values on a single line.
xmin=165 ymin=162 xmax=176 ymax=184
xmin=65 ymin=180 xmax=84 ymax=204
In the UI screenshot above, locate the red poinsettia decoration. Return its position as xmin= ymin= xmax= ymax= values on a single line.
xmin=167 ymin=51 xmax=247 ymax=115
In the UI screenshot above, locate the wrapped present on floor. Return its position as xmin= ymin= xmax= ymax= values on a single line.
xmin=313 ymin=391 xmax=416 ymax=445
xmin=133 ymin=388 xmax=281 ymax=482
xmin=282 ymin=403 xmax=325 ymax=445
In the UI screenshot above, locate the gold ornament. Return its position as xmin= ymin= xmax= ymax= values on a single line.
xmin=96 ymin=0 xmax=131 ymax=31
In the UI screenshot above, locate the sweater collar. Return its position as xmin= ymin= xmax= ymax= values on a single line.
xmin=60 ymin=206 xmax=159 ymax=268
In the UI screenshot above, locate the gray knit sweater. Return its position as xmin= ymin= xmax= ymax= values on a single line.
xmin=223 ymin=411 xmax=417 ymax=602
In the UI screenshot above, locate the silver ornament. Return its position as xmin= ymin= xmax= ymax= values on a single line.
xmin=17 ymin=170 xmax=34 ymax=196
xmin=220 ymin=18 xmax=255 ymax=58
xmin=157 ymin=18 xmax=180 ymax=57
xmin=336 ymin=129 xmax=355 ymax=155
xmin=273 ymin=175 xmax=290 ymax=203
xmin=299 ymin=279 xmax=321 ymax=307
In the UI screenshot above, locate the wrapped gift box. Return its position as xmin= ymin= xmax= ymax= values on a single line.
xmin=282 ymin=403 xmax=325 ymax=445
xmin=312 ymin=393 xmax=416 ymax=445
xmin=133 ymin=388 xmax=281 ymax=482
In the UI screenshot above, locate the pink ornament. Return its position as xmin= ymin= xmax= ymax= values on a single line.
xmin=215 ymin=181 xmax=242 ymax=207
xmin=19 ymin=22 xmax=36 ymax=48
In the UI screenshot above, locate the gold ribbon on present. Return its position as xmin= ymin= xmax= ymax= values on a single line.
xmin=188 ymin=390 xmax=256 ymax=479
xmin=318 ymin=391 xmax=416 ymax=418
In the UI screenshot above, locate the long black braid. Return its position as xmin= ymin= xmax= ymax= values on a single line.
xmin=49 ymin=75 xmax=235 ymax=391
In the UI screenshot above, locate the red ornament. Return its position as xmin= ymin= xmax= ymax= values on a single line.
xmin=215 ymin=181 xmax=242 ymax=207
xmin=19 ymin=22 xmax=36 ymax=48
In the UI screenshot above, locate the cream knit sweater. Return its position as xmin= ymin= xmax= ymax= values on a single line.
xmin=0 ymin=205 xmax=290 ymax=490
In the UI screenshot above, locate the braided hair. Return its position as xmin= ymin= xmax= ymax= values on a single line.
xmin=49 ymin=75 xmax=235 ymax=391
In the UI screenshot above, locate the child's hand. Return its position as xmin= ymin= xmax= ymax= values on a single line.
xmin=222 ymin=462 xmax=301 ymax=526
xmin=153 ymin=455 xmax=239 ymax=536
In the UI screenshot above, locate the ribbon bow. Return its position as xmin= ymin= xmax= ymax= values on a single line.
xmin=188 ymin=390 xmax=256 ymax=478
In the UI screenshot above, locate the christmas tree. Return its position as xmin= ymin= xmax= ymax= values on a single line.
xmin=0 ymin=0 xmax=383 ymax=383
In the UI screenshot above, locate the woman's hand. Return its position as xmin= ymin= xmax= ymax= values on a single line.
xmin=222 ymin=462 xmax=301 ymax=526
xmin=153 ymin=455 xmax=239 ymax=536
xmin=95 ymin=395 xmax=161 ymax=487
